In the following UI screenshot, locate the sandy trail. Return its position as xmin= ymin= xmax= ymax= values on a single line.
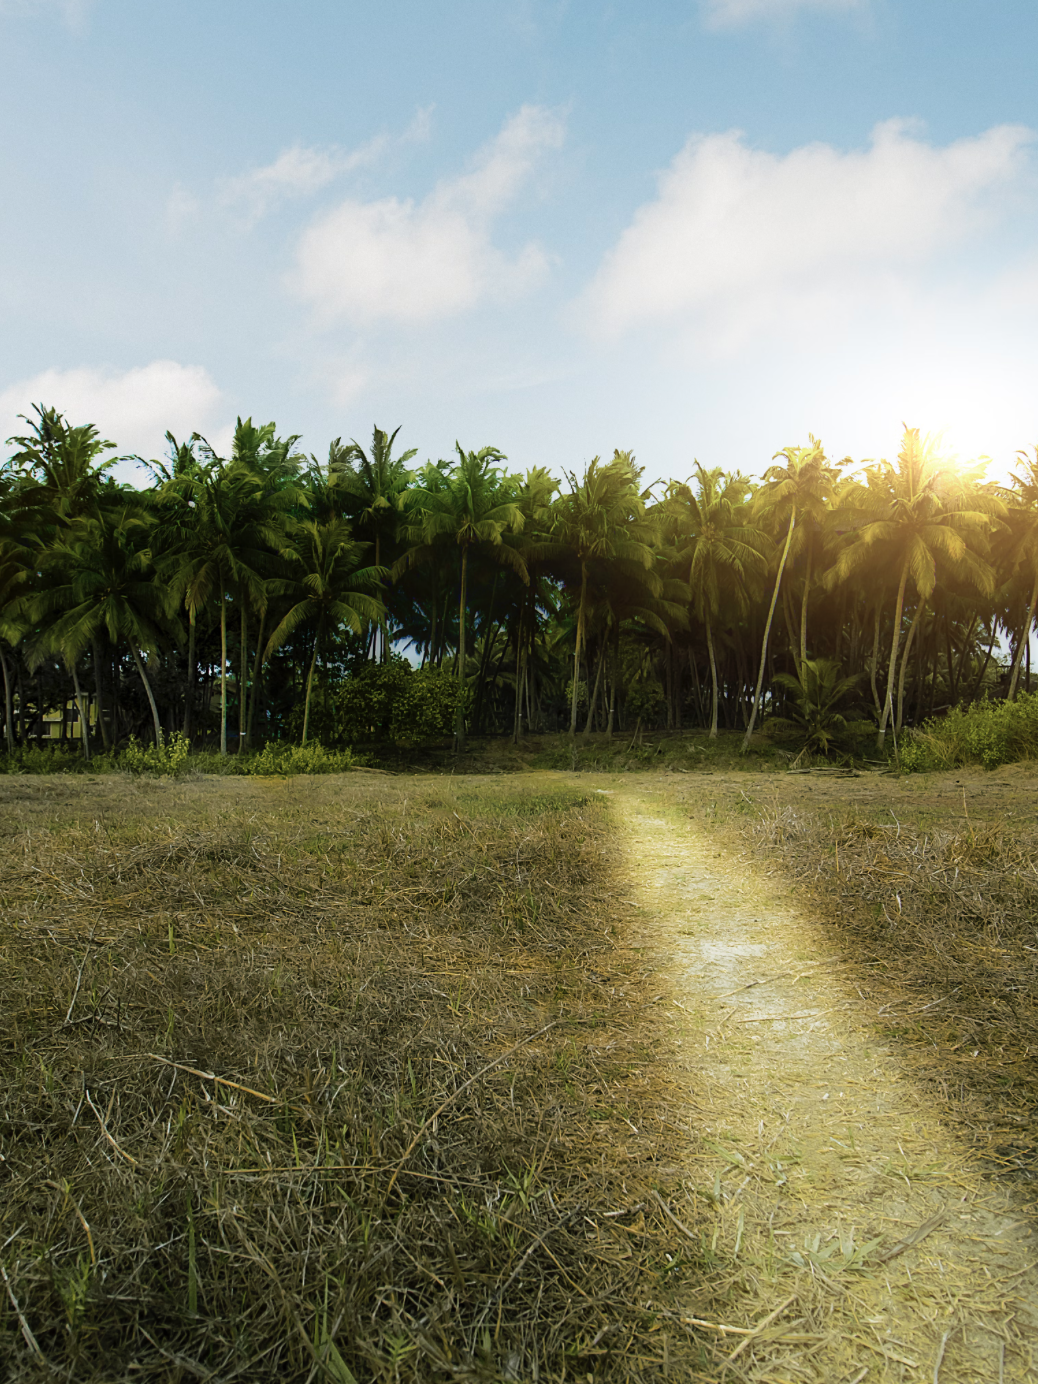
xmin=609 ymin=780 xmax=1038 ymax=1383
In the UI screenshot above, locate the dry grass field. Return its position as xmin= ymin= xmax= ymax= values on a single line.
xmin=0 ymin=771 xmax=713 ymax=1382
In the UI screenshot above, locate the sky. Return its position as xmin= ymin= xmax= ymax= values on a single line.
xmin=1 ymin=0 xmax=1037 ymax=488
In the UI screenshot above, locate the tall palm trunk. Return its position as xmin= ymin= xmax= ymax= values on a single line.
xmin=91 ymin=640 xmax=111 ymax=750
xmin=0 ymin=646 xmax=14 ymax=754
xmin=71 ymin=661 xmax=91 ymax=761
xmin=868 ymin=605 xmax=882 ymax=717
xmin=220 ymin=594 xmax=228 ymax=756
xmin=799 ymin=546 xmax=813 ymax=673
xmin=302 ymin=631 xmax=320 ymax=746
xmin=246 ymin=608 xmax=266 ymax=749
xmin=706 ymin=613 xmax=721 ymax=739
xmin=131 ymin=646 xmax=164 ymax=748
xmin=183 ymin=612 xmax=197 ymax=740
xmin=877 ymin=559 xmax=911 ymax=748
xmin=238 ymin=609 xmax=248 ymax=753
xmin=569 ymin=565 xmax=588 ymax=737
xmin=743 ymin=509 xmax=796 ymax=750
xmin=1007 ymin=569 xmax=1038 ymax=700
xmin=455 ymin=544 xmax=469 ymax=750
xmin=582 ymin=639 xmax=607 ymax=742
xmin=895 ymin=600 xmax=925 ymax=731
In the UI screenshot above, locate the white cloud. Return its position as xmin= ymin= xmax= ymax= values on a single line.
xmin=220 ymin=108 xmax=434 ymax=224
xmin=221 ymin=140 xmax=388 ymax=223
xmin=701 ymin=0 xmax=861 ymax=27
xmin=292 ymin=104 xmax=565 ymax=325
xmin=0 ymin=361 xmax=225 ymax=467
xmin=582 ymin=120 xmax=1034 ymax=347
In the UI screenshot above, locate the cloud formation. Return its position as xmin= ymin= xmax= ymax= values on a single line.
xmin=220 ymin=109 xmax=433 ymax=224
xmin=582 ymin=120 xmax=1033 ymax=348
xmin=292 ymin=105 xmax=564 ymax=325
xmin=0 ymin=360 xmax=224 ymax=463
xmin=701 ymin=0 xmax=861 ymax=27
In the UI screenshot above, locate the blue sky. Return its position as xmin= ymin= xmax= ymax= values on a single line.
xmin=1 ymin=0 xmax=1037 ymax=485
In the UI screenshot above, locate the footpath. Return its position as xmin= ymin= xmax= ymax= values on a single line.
xmin=609 ymin=781 xmax=1038 ymax=1384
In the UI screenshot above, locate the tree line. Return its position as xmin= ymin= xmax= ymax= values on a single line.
xmin=0 ymin=404 xmax=1033 ymax=759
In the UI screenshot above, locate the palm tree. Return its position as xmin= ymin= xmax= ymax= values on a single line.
xmin=743 ymin=438 xmax=843 ymax=750
xmin=330 ymin=426 xmax=416 ymax=661
xmin=264 ymin=518 xmax=385 ymax=744
xmin=395 ymin=445 xmax=527 ymax=749
xmin=1001 ymin=448 xmax=1038 ymax=700
xmin=828 ymin=429 xmax=1002 ymax=748
xmin=24 ymin=508 xmax=177 ymax=748
xmin=552 ymin=451 xmax=660 ymax=737
xmin=668 ymin=465 xmax=766 ymax=737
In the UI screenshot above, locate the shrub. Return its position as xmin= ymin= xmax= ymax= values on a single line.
xmin=0 ymin=744 xmax=118 ymax=774
xmin=247 ymin=741 xmax=356 ymax=775
xmin=337 ymin=659 xmax=465 ymax=746
xmin=123 ymin=732 xmax=191 ymax=777
xmin=900 ymin=691 xmax=1038 ymax=771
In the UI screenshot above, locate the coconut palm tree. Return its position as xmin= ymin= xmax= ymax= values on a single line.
xmin=552 ymin=451 xmax=660 ymax=737
xmin=668 ymin=465 xmax=766 ymax=737
xmin=264 ymin=518 xmax=385 ymax=745
xmin=395 ymin=445 xmax=527 ymax=749
xmin=828 ymin=429 xmax=1002 ymax=748
xmin=330 ymin=426 xmax=416 ymax=661
xmin=743 ymin=437 xmax=843 ymax=750
xmin=24 ymin=507 xmax=177 ymax=748
xmin=1001 ymin=447 xmax=1038 ymax=700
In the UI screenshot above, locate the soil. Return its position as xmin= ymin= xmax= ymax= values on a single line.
xmin=594 ymin=775 xmax=1038 ymax=1383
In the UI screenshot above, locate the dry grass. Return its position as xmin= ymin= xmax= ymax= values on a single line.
xmin=0 ymin=771 xmax=717 ymax=1382
xmin=735 ymin=778 xmax=1038 ymax=1198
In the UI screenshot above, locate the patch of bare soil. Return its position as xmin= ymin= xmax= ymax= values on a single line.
xmin=604 ymin=778 xmax=1038 ymax=1384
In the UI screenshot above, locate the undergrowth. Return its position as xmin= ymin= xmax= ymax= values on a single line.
xmin=0 ymin=774 xmax=716 ymax=1382
xmin=901 ymin=691 xmax=1038 ymax=771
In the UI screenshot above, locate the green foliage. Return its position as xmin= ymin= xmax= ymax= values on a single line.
xmin=0 ymin=744 xmax=117 ymax=774
xmin=337 ymin=658 xmax=466 ymax=746
xmin=771 ymin=658 xmax=864 ymax=755
xmin=247 ymin=741 xmax=356 ymax=774
xmin=900 ymin=692 xmax=1038 ymax=771
xmin=123 ymin=731 xmax=191 ymax=777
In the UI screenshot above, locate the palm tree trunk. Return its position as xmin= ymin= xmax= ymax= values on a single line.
xmin=706 ymin=614 xmax=720 ymax=739
xmin=1007 ymin=570 xmax=1038 ymax=699
xmin=183 ymin=613 xmax=197 ymax=740
xmin=131 ymin=646 xmax=164 ymax=748
xmin=220 ymin=595 xmax=228 ymax=756
xmin=455 ymin=544 xmax=469 ymax=750
xmin=246 ymin=608 xmax=266 ymax=749
xmin=868 ymin=604 xmax=882 ymax=717
xmin=877 ymin=559 xmax=910 ymax=748
xmin=582 ymin=639 xmax=607 ymax=742
xmin=569 ymin=565 xmax=588 ymax=737
xmin=743 ymin=509 xmax=796 ymax=750
xmin=799 ymin=547 xmax=813 ymax=673
xmin=238 ymin=608 xmax=248 ymax=753
xmin=607 ymin=626 xmax=620 ymax=737
xmin=969 ymin=622 xmax=999 ymax=702
xmin=71 ymin=661 xmax=91 ymax=762
xmin=301 ymin=633 xmax=320 ymax=746
xmin=896 ymin=601 xmax=925 ymax=731
xmin=91 ymin=640 xmax=111 ymax=750
xmin=0 ymin=646 xmax=14 ymax=755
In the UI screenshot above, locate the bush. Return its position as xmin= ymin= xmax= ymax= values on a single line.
xmin=247 ymin=741 xmax=356 ymax=775
xmin=123 ymin=732 xmax=191 ymax=777
xmin=337 ymin=659 xmax=465 ymax=746
xmin=0 ymin=744 xmax=118 ymax=774
xmin=900 ymin=691 xmax=1038 ymax=771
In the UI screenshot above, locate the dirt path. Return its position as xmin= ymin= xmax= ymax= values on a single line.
xmin=608 ymin=780 xmax=1038 ymax=1383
